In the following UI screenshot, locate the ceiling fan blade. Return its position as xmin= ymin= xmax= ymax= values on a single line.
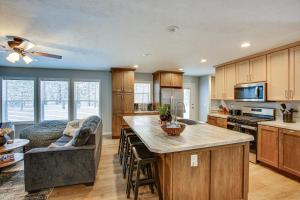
xmin=30 ymin=51 xmax=62 ymax=59
xmin=17 ymin=40 xmax=35 ymax=50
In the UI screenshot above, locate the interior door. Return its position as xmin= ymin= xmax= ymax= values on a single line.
xmin=183 ymin=83 xmax=196 ymax=120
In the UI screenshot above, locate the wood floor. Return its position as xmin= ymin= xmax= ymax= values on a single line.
xmin=49 ymin=135 xmax=300 ymax=200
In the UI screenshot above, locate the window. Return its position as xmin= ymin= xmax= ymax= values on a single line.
xmin=134 ymin=82 xmax=151 ymax=103
xmin=2 ymin=79 xmax=35 ymax=122
xmin=40 ymin=80 xmax=69 ymax=120
xmin=74 ymin=81 xmax=100 ymax=119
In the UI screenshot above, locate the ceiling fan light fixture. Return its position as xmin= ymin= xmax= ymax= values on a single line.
xmin=6 ymin=52 xmax=20 ymax=63
xmin=23 ymin=55 xmax=33 ymax=64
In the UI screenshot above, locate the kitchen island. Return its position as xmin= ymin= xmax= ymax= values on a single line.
xmin=123 ymin=115 xmax=254 ymax=200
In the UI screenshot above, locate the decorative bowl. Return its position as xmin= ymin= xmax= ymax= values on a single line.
xmin=161 ymin=124 xmax=186 ymax=136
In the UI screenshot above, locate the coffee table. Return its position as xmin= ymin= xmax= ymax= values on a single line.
xmin=0 ymin=139 xmax=29 ymax=169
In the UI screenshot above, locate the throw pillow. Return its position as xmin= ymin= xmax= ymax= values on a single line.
xmin=63 ymin=119 xmax=84 ymax=137
xmin=72 ymin=127 xmax=92 ymax=146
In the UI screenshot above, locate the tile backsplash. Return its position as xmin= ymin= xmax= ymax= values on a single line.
xmin=211 ymin=100 xmax=300 ymax=121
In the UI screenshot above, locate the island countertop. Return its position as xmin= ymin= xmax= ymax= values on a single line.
xmin=123 ymin=115 xmax=254 ymax=154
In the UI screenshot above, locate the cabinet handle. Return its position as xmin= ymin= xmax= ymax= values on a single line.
xmin=285 ymin=90 xmax=288 ymax=99
xmin=290 ymin=90 xmax=294 ymax=99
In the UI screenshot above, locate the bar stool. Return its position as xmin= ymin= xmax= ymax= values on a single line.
xmin=118 ymin=128 xmax=132 ymax=164
xmin=122 ymin=135 xmax=143 ymax=178
xmin=119 ymin=128 xmax=134 ymax=165
xmin=126 ymin=145 xmax=163 ymax=200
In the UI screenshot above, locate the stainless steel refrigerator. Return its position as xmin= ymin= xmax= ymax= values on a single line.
xmin=160 ymin=88 xmax=184 ymax=117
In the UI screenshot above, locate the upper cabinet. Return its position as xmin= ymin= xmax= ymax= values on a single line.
xmin=267 ymin=49 xmax=289 ymax=101
xmin=153 ymin=71 xmax=183 ymax=88
xmin=236 ymin=60 xmax=250 ymax=83
xmin=210 ymin=76 xmax=216 ymax=99
xmin=250 ymin=55 xmax=267 ymax=82
xmin=214 ymin=65 xmax=236 ymax=100
xmin=112 ymin=68 xmax=135 ymax=93
xmin=289 ymin=46 xmax=300 ymax=100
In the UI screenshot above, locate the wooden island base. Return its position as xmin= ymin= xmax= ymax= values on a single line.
xmin=157 ymin=142 xmax=249 ymax=200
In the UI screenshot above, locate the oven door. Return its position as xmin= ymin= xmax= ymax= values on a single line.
xmin=234 ymin=82 xmax=266 ymax=102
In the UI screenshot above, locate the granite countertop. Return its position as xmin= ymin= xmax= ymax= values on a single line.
xmin=123 ymin=115 xmax=253 ymax=154
xmin=208 ymin=113 xmax=229 ymax=119
xmin=258 ymin=120 xmax=300 ymax=131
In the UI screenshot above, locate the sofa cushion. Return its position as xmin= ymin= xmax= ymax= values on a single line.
xmin=63 ymin=119 xmax=84 ymax=137
xmin=81 ymin=116 xmax=101 ymax=133
xmin=72 ymin=127 xmax=91 ymax=146
xmin=20 ymin=120 xmax=67 ymax=148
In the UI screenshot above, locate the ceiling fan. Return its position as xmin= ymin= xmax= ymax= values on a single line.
xmin=0 ymin=35 xmax=62 ymax=64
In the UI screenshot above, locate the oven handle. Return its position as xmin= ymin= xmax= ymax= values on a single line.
xmin=227 ymin=122 xmax=257 ymax=131
xmin=255 ymin=86 xmax=259 ymax=98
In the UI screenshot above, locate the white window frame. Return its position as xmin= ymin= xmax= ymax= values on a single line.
xmin=134 ymin=81 xmax=153 ymax=104
xmin=73 ymin=79 xmax=101 ymax=119
xmin=39 ymin=78 xmax=71 ymax=121
xmin=1 ymin=76 xmax=37 ymax=124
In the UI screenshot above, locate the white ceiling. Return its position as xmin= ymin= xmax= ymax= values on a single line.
xmin=0 ymin=0 xmax=300 ymax=76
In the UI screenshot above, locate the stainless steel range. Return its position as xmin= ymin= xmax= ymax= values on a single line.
xmin=227 ymin=107 xmax=275 ymax=163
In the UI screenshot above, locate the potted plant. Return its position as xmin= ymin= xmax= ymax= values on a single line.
xmin=0 ymin=128 xmax=12 ymax=146
xmin=159 ymin=104 xmax=169 ymax=124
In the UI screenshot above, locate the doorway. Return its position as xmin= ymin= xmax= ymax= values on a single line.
xmin=183 ymin=83 xmax=196 ymax=120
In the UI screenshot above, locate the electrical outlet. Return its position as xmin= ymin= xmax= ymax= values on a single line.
xmin=191 ymin=154 xmax=198 ymax=167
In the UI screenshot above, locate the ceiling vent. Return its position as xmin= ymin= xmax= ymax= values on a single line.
xmin=166 ymin=25 xmax=179 ymax=32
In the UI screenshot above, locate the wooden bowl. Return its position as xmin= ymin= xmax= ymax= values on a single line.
xmin=161 ymin=124 xmax=186 ymax=136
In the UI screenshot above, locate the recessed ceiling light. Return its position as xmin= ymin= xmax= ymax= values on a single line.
xmin=143 ymin=53 xmax=152 ymax=57
xmin=201 ymin=59 xmax=207 ymax=63
xmin=166 ymin=25 xmax=179 ymax=33
xmin=179 ymin=68 xmax=183 ymax=71
xmin=133 ymin=65 xmax=139 ymax=68
xmin=241 ymin=42 xmax=251 ymax=48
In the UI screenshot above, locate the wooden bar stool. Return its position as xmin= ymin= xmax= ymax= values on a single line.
xmin=118 ymin=128 xmax=133 ymax=164
xmin=122 ymin=135 xmax=143 ymax=178
xmin=126 ymin=145 xmax=163 ymax=200
xmin=119 ymin=128 xmax=134 ymax=165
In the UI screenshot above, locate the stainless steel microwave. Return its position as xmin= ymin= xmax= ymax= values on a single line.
xmin=234 ymin=82 xmax=267 ymax=102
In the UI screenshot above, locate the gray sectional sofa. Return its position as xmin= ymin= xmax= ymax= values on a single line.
xmin=24 ymin=116 xmax=103 ymax=192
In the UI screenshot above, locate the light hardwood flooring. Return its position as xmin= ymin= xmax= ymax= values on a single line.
xmin=49 ymin=135 xmax=300 ymax=200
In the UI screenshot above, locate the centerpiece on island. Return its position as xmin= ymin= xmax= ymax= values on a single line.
xmin=0 ymin=128 xmax=12 ymax=146
xmin=158 ymin=104 xmax=171 ymax=125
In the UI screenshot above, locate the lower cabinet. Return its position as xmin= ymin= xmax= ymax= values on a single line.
xmin=279 ymin=129 xmax=300 ymax=177
xmin=208 ymin=115 xmax=227 ymax=128
xmin=257 ymin=125 xmax=279 ymax=167
xmin=258 ymin=125 xmax=300 ymax=177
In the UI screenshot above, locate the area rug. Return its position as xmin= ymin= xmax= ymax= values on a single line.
xmin=0 ymin=170 xmax=52 ymax=200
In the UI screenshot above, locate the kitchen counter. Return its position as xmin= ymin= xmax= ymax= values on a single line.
xmin=123 ymin=115 xmax=253 ymax=199
xmin=258 ymin=120 xmax=300 ymax=131
xmin=208 ymin=113 xmax=229 ymax=119
xmin=123 ymin=115 xmax=253 ymax=154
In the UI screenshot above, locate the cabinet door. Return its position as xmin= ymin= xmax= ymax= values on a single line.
xmin=207 ymin=116 xmax=217 ymax=126
xmin=236 ymin=60 xmax=250 ymax=83
xmin=123 ymin=93 xmax=134 ymax=114
xmin=258 ymin=125 xmax=279 ymax=167
xmin=172 ymin=73 xmax=183 ymax=88
xmin=289 ymin=46 xmax=300 ymax=100
xmin=123 ymin=70 xmax=134 ymax=93
xmin=279 ymin=129 xmax=300 ymax=177
xmin=112 ymin=71 xmax=123 ymax=92
xmin=216 ymin=118 xmax=227 ymax=128
xmin=112 ymin=93 xmax=123 ymax=114
xmin=250 ymin=55 xmax=267 ymax=82
xmin=112 ymin=115 xmax=122 ymax=139
xmin=160 ymin=72 xmax=172 ymax=87
xmin=224 ymin=64 xmax=236 ymax=100
xmin=215 ymin=67 xmax=225 ymax=99
xmin=267 ymin=49 xmax=289 ymax=101
xmin=211 ymin=76 xmax=216 ymax=99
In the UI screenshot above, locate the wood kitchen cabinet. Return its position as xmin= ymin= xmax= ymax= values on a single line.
xmin=111 ymin=68 xmax=135 ymax=138
xmin=208 ymin=116 xmax=217 ymax=126
xmin=224 ymin=64 xmax=236 ymax=100
xmin=160 ymin=72 xmax=172 ymax=87
xmin=210 ymin=76 xmax=216 ymax=99
xmin=258 ymin=125 xmax=279 ymax=168
xmin=156 ymin=71 xmax=183 ymax=88
xmin=208 ymin=115 xmax=227 ymax=128
xmin=215 ymin=66 xmax=225 ymax=99
xmin=289 ymin=46 xmax=300 ymax=100
xmin=267 ymin=49 xmax=289 ymax=101
xmin=279 ymin=129 xmax=300 ymax=177
xmin=250 ymin=55 xmax=267 ymax=83
xmin=236 ymin=60 xmax=250 ymax=84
